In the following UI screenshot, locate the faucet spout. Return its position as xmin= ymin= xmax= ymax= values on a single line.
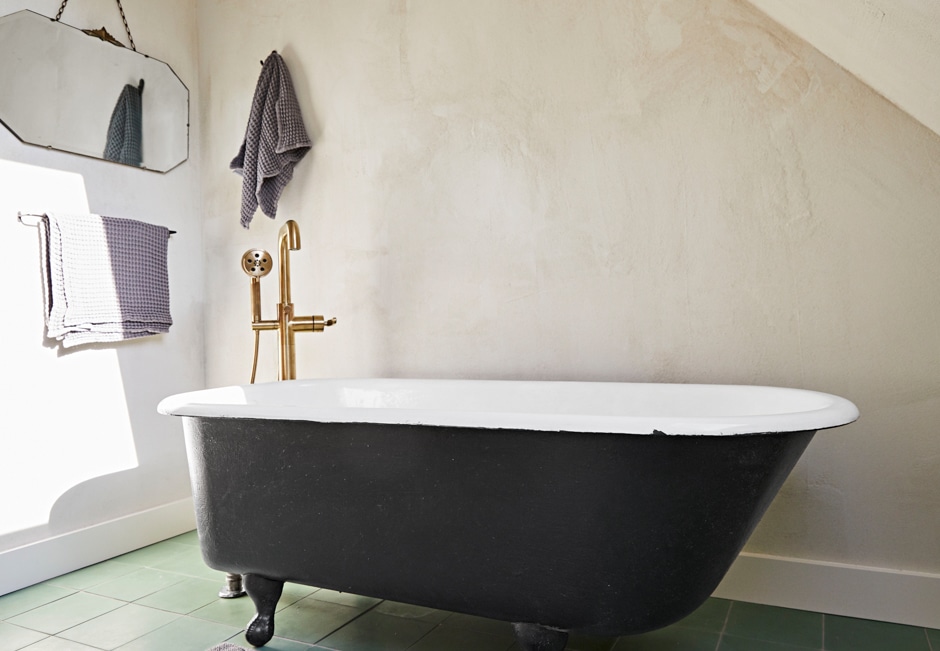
xmin=278 ymin=220 xmax=300 ymax=305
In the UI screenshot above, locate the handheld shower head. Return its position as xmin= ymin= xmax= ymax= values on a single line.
xmin=242 ymin=249 xmax=273 ymax=278
xmin=243 ymin=249 xmax=272 ymax=328
xmin=242 ymin=249 xmax=274 ymax=384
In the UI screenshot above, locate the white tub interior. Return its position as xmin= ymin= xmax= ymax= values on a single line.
xmin=158 ymin=378 xmax=859 ymax=436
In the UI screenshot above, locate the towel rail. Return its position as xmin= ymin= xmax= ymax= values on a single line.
xmin=17 ymin=212 xmax=176 ymax=235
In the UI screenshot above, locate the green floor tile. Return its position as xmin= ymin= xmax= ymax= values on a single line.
xmin=566 ymin=633 xmax=619 ymax=651
xmin=147 ymin=548 xmax=221 ymax=580
xmin=0 ymin=621 xmax=47 ymax=651
xmin=409 ymin=624 xmax=514 ymax=651
xmin=926 ymin=628 xmax=940 ymax=649
xmin=188 ymin=584 xmax=315 ymax=628
xmin=317 ymin=610 xmax=435 ymax=651
xmin=15 ymin=636 xmax=101 ymax=650
xmin=724 ymin=602 xmax=822 ymax=649
xmin=0 ymin=584 xmax=75 ymax=620
xmin=189 ymin=594 xmax=261 ymax=628
xmin=87 ymin=568 xmax=188 ymax=602
xmin=438 ymin=612 xmax=517 ymax=643
xmin=611 ymin=624 xmax=720 ymax=651
xmin=115 ymin=614 xmax=241 ymax=651
xmin=309 ymin=589 xmax=382 ymax=609
xmin=272 ymin=596 xmax=368 ymax=645
xmin=56 ymin=603 xmax=179 ymax=650
xmin=824 ymin=614 xmax=930 ymax=651
xmin=43 ymin=560 xmax=140 ymax=591
xmin=279 ymin=583 xmax=323 ymax=609
xmin=164 ymin=530 xmax=201 ymax=546
xmin=505 ymin=634 xmax=618 ymax=651
xmin=11 ymin=532 xmax=936 ymax=651
xmin=373 ymin=600 xmax=451 ymax=625
xmin=225 ymin=630 xmax=319 ymax=650
xmin=113 ymin=541 xmax=194 ymax=568
xmin=7 ymin=592 xmax=124 ymax=635
xmin=719 ymin=633 xmax=818 ymax=650
xmin=675 ymin=598 xmax=732 ymax=633
xmin=133 ymin=576 xmax=223 ymax=614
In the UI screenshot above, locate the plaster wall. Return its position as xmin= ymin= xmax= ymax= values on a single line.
xmin=0 ymin=0 xmax=203 ymax=568
xmin=196 ymin=0 xmax=940 ymax=574
xmin=746 ymin=0 xmax=940 ymax=138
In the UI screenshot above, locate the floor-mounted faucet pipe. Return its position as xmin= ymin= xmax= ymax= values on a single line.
xmin=242 ymin=219 xmax=336 ymax=383
xmin=227 ymin=223 xmax=336 ymax=599
xmin=278 ymin=220 xmax=300 ymax=380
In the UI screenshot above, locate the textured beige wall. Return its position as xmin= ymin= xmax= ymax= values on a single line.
xmin=197 ymin=0 xmax=940 ymax=572
xmin=746 ymin=0 xmax=940 ymax=138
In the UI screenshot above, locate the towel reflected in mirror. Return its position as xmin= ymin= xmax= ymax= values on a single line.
xmin=103 ymin=80 xmax=143 ymax=167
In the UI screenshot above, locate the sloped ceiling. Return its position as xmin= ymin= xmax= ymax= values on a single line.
xmin=745 ymin=0 xmax=940 ymax=138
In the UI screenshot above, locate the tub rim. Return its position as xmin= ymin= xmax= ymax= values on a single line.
xmin=157 ymin=377 xmax=859 ymax=436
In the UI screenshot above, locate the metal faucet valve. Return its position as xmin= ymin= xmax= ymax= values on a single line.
xmin=242 ymin=219 xmax=336 ymax=382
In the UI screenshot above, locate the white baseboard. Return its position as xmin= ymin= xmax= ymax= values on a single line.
xmin=0 ymin=497 xmax=196 ymax=597
xmin=715 ymin=551 xmax=940 ymax=629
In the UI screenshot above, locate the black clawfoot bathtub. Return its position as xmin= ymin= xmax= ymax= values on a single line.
xmin=158 ymin=379 xmax=858 ymax=650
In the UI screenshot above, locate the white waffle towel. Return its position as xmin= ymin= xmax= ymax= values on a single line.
xmin=39 ymin=213 xmax=172 ymax=348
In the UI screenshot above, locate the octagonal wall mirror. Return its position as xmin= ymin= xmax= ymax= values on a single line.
xmin=0 ymin=10 xmax=189 ymax=172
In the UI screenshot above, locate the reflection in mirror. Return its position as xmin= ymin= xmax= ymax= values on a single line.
xmin=0 ymin=10 xmax=189 ymax=172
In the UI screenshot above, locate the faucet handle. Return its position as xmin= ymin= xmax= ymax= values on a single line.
xmin=292 ymin=315 xmax=337 ymax=332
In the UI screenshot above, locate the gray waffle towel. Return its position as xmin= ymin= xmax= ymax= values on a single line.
xmin=231 ymin=51 xmax=312 ymax=229
xmin=39 ymin=213 xmax=172 ymax=348
xmin=103 ymin=83 xmax=143 ymax=167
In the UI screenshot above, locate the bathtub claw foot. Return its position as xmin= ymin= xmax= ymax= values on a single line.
xmin=243 ymin=574 xmax=284 ymax=647
xmin=245 ymin=614 xmax=274 ymax=647
xmin=512 ymin=622 xmax=569 ymax=651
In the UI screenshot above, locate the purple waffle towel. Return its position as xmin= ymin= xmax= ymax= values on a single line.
xmin=39 ymin=213 xmax=172 ymax=348
xmin=231 ymin=51 xmax=312 ymax=229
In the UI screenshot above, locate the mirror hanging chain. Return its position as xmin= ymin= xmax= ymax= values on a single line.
xmin=54 ymin=0 xmax=136 ymax=51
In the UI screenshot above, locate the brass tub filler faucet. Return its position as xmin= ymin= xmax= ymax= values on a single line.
xmin=220 ymin=220 xmax=336 ymax=599
xmin=241 ymin=219 xmax=336 ymax=383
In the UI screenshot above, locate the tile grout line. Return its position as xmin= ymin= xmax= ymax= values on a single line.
xmin=713 ymin=599 xmax=735 ymax=651
xmin=402 ymin=618 xmax=443 ymax=650
xmin=0 ymin=591 xmax=77 ymax=624
xmin=398 ymin=611 xmax=518 ymax=651
xmin=0 ymin=556 xmax=222 ymax=641
xmin=10 ymin=553 xmax=935 ymax=651
xmin=3 ymin=589 xmax=126 ymax=639
xmin=55 ymin=602 xmax=183 ymax=651
xmin=305 ymin=596 xmax=387 ymax=648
